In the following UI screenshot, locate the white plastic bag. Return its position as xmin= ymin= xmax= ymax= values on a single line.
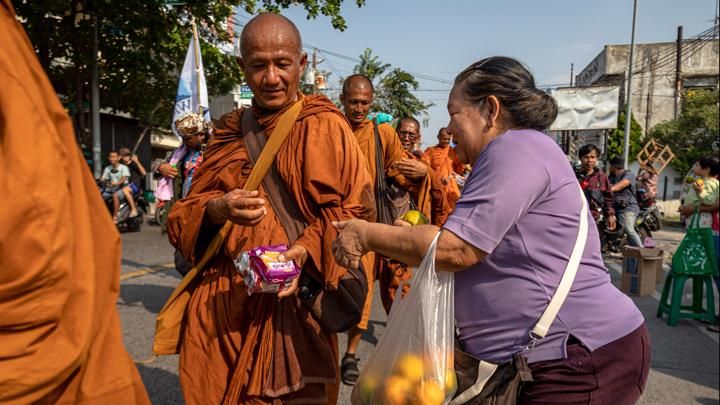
xmin=352 ymin=232 xmax=456 ymax=405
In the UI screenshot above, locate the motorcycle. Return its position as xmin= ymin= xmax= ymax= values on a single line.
xmin=601 ymin=212 xmax=653 ymax=254
xmin=98 ymin=181 xmax=147 ymax=232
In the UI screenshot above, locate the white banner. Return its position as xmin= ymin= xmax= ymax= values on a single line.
xmin=172 ymin=34 xmax=210 ymax=139
xmin=550 ymin=86 xmax=620 ymax=131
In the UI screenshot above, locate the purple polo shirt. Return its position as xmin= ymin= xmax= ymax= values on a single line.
xmin=443 ymin=129 xmax=644 ymax=364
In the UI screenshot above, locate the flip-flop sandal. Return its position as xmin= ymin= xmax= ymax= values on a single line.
xmin=341 ymin=354 xmax=360 ymax=385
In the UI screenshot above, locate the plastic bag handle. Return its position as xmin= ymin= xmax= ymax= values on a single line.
xmin=689 ymin=206 xmax=701 ymax=229
xmin=388 ymin=232 xmax=442 ymax=316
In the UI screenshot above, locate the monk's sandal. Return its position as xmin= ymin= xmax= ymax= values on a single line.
xmin=341 ymin=353 xmax=360 ymax=385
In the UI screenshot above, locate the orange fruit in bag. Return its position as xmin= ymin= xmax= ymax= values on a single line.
xmin=415 ymin=380 xmax=445 ymax=405
xmin=383 ymin=375 xmax=413 ymax=405
xmin=394 ymin=354 xmax=425 ymax=382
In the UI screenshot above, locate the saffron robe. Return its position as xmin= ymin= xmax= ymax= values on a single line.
xmin=163 ymin=95 xmax=374 ymax=404
xmin=0 ymin=2 xmax=149 ymax=403
xmin=423 ymin=145 xmax=465 ymax=209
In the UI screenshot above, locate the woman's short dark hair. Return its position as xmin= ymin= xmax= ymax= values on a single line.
xmin=697 ymin=155 xmax=720 ymax=176
xmin=455 ymin=56 xmax=558 ymax=132
xmin=578 ymin=144 xmax=601 ymax=158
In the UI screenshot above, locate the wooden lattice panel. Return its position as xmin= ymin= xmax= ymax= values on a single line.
xmin=637 ymin=140 xmax=674 ymax=174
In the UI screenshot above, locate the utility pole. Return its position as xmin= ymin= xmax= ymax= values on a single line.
xmin=312 ymin=48 xmax=318 ymax=94
xmin=622 ymin=0 xmax=639 ymax=170
xmin=91 ymin=14 xmax=101 ymax=179
xmin=673 ymin=26 xmax=683 ymax=119
xmin=570 ymin=63 xmax=574 ymax=87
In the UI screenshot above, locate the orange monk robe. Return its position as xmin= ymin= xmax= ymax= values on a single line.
xmin=423 ymin=145 xmax=465 ymax=209
xmin=0 ymin=3 xmax=150 ymax=404
xmin=162 ymin=95 xmax=375 ymax=405
xmin=350 ymin=119 xmax=434 ymax=328
xmin=378 ymin=152 xmax=450 ymax=313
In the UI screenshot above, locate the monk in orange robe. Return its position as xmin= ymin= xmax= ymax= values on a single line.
xmin=376 ymin=117 xmax=451 ymax=313
xmin=423 ymin=127 xmax=466 ymax=209
xmin=156 ymin=14 xmax=374 ymax=404
xmin=0 ymin=2 xmax=150 ymax=404
xmin=338 ymin=74 xmax=435 ymax=385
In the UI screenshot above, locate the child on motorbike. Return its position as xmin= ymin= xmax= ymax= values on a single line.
xmin=100 ymin=150 xmax=130 ymax=223
xmin=118 ymin=147 xmax=146 ymax=218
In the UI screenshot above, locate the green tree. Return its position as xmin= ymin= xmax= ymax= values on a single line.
xmin=649 ymin=88 xmax=719 ymax=174
xmin=606 ymin=112 xmax=644 ymax=162
xmin=14 ymin=0 xmax=364 ymax=147
xmin=351 ymin=48 xmax=432 ymax=122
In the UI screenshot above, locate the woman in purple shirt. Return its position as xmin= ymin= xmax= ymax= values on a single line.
xmin=333 ymin=56 xmax=649 ymax=404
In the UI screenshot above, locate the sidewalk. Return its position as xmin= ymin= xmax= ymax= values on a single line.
xmin=605 ymin=260 xmax=719 ymax=404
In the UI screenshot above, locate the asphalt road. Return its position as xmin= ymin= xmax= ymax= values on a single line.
xmin=117 ymin=220 xmax=719 ymax=404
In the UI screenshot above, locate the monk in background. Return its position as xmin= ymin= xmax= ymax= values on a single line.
xmin=376 ymin=116 xmax=450 ymax=313
xmin=423 ymin=127 xmax=466 ymax=209
xmin=0 ymin=1 xmax=150 ymax=403
xmin=157 ymin=14 xmax=374 ymax=404
xmin=338 ymin=75 xmax=434 ymax=385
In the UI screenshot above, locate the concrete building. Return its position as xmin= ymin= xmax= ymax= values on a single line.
xmin=576 ymin=37 xmax=719 ymax=132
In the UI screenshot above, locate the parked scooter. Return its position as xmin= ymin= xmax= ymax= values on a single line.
xmin=98 ymin=180 xmax=147 ymax=232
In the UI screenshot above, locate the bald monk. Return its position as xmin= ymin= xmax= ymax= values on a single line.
xmin=338 ymin=74 xmax=434 ymax=385
xmin=156 ymin=13 xmax=374 ymax=404
xmin=376 ymin=117 xmax=451 ymax=313
xmin=423 ymin=127 xmax=466 ymax=209
xmin=0 ymin=2 xmax=150 ymax=404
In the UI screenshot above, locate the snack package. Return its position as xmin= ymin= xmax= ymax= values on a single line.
xmin=234 ymin=244 xmax=300 ymax=295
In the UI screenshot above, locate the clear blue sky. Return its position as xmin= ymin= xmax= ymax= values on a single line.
xmin=236 ymin=0 xmax=718 ymax=148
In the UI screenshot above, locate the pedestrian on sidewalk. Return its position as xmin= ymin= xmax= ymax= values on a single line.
xmin=333 ymin=56 xmax=651 ymax=404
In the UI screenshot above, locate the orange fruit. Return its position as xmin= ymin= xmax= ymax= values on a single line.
xmin=383 ymin=375 xmax=413 ymax=405
xmin=394 ymin=354 xmax=425 ymax=382
xmin=415 ymin=380 xmax=445 ymax=405
xmin=401 ymin=210 xmax=429 ymax=226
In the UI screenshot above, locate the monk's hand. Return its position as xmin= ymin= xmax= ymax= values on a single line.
xmin=393 ymin=158 xmax=427 ymax=180
xmin=277 ymin=244 xmax=307 ymax=298
xmin=207 ymin=189 xmax=266 ymax=225
xmin=331 ymin=220 xmax=369 ymax=270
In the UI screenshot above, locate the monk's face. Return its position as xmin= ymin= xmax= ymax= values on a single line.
xmin=239 ymin=24 xmax=306 ymax=110
xmin=437 ymin=129 xmax=452 ymax=148
xmin=340 ymin=84 xmax=373 ymax=127
xmin=396 ymin=120 xmax=420 ymax=151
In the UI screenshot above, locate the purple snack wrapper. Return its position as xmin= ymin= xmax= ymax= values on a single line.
xmin=249 ymin=244 xmax=300 ymax=284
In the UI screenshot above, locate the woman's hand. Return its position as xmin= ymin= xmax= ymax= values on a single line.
xmin=678 ymin=204 xmax=695 ymax=217
xmin=276 ymin=244 xmax=308 ymax=298
xmin=206 ymin=190 xmax=266 ymax=225
xmin=331 ymin=220 xmax=370 ymax=270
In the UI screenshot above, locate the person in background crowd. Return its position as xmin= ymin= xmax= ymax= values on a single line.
xmin=575 ymin=144 xmax=616 ymax=234
xmin=156 ymin=13 xmax=375 ymax=404
xmin=375 ymin=116 xmax=450 ymax=314
xmin=119 ymin=147 xmax=146 ymax=218
xmin=0 ymin=1 xmax=150 ymax=402
xmin=101 ymin=150 xmax=131 ymax=223
xmin=152 ymin=112 xmax=208 ymax=233
xmin=338 ymin=73 xmax=433 ymax=385
xmin=423 ymin=127 xmax=465 ymax=209
xmin=609 ymin=157 xmax=643 ymax=247
xmin=333 ymin=55 xmax=649 ymax=404
xmin=636 ymin=166 xmax=659 ymax=209
xmin=678 ymin=155 xmax=720 ymax=332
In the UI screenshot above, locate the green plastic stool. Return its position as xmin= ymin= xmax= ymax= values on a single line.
xmin=656 ymin=272 xmax=716 ymax=326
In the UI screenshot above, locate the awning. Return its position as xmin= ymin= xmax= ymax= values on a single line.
xmin=151 ymin=130 xmax=181 ymax=150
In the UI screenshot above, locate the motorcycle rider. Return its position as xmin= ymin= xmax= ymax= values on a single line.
xmin=118 ymin=147 xmax=146 ymax=218
xmin=575 ymin=144 xmax=616 ymax=235
xmin=100 ymin=150 xmax=130 ymax=223
xmin=609 ymin=157 xmax=643 ymax=247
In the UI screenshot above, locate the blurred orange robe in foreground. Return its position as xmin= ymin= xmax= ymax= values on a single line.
xmin=423 ymin=145 xmax=465 ymax=209
xmin=0 ymin=2 xmax=150 ymax=404
xmin=161 ymin=95 xmax=374 ymax=404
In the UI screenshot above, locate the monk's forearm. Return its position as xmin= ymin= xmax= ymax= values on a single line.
xmin=363 ymin=223 xmax=440 ymax=268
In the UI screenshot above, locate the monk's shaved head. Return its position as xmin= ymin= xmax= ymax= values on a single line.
xmin=342 ymin=74 xmax=374 ymax=95
xmin=240 ymin=13 xmax=303 ymax=58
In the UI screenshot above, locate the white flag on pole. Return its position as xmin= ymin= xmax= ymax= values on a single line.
xmin=172 ymin=33 xmax=210 ymax=139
